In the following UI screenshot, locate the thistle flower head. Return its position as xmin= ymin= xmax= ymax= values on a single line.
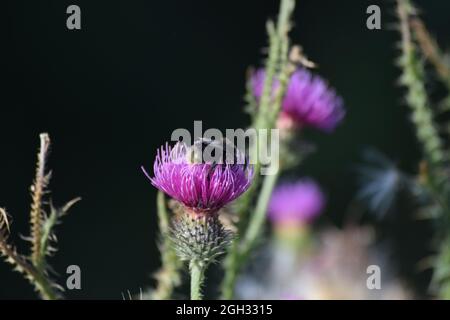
xmin=268 ymin=179 xmax=325 ymax=225
xmin=144 ymin=139 xmax=254 ymax=215
xmin=251 ymin=68 xmax=345 ymax=132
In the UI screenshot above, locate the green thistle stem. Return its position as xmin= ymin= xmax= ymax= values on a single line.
xmin=397 ymin=0 xmax=450 ymax=299
xmin=220 ymin=248 xmax=239 ymax=300
xmin=221 ymin=168 xmax=280 ymax=299
xmin=34 ymin=274 xmax=59 ymax=300
xmin=242 ymin=169 xmax=280 ymax=251
xmin=190 ymin=260 xmax=205 ymax=300
xmin=432 ymin=237 xmax=450 ymax=299
xmin=151 ymin=191 xmax=181 ymax=300
xmin=410 ymin=17 xmax=450 ymax=91
xmin=397 ymin=0 xmax=444 ymax=167
xmin=222 ymin=170 xmax=280 ymax=300
xmin=157 ymin=191 xmax=170 ymax=234
xmin=220 ymin=0 xmax=295 ymax=299
xmin=0 ymin=211 xmax=58 ymax=300
xmin=234 ymin=0 xmax=294 ymax=229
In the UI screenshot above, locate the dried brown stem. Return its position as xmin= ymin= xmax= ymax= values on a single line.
xmin=410 ymin=18 xmax=450 ymax=81
xmin=30 ymin=133 xmax=51 ymax=268
xmin=0 ymin=208 xmax=58 ymax=300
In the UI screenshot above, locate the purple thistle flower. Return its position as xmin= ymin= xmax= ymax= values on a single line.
xmin=142 ymin=141 xmax=254 ymax=215
xmin=251 ymin=68 xmax=345 ymax=132
xmin=268 ymin=179 xmax=325 ymax=225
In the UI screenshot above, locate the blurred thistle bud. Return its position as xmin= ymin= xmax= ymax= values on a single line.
xmin=268 ymin=179 xmax=325 ymax=227
xmin=268 ymin=179 xmax=325 ymax=251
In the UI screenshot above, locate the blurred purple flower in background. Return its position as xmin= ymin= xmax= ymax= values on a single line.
xmin=251 ymin=68 xmax=345 ymax=132
xmin=268 ymin=179 xmax=325 ymax=225
xmin=142 ymin=141 xmax=254 ymax=215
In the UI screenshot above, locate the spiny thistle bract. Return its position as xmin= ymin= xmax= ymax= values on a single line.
xmin=0 ymin=133 xmax=79 ymax=300
xmin=170 ymin=213 xmax=233 ymax=267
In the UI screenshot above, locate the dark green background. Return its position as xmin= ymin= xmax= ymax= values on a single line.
xmin=2 ymin=0 xmax=449 ymax=299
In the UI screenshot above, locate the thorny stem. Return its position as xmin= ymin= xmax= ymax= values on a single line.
xmin=0 ymin=209 xmax=58 ymax=300
xmin=397 ymin=0 xmax=450 ymax=299
xmin=409 ymin=16 xmax=450 ymax=113
xmin=221 ymin=168 xmax=281 ymax=299
xmin=29 ymin=134 xmax=60 ymax=299
xmin=32 ymin=274 xmax=59 ymax=300
xmin=236 ymin=0 xmax=295 ymax=224
xmin=221 ymin=0 xmax=296 ymax=299
xmin=151 ymin=191 xmax=182 ymax=300
xmin=397 ymin=0 xmax=444 ymax=167
xmin=0 ymin=245 xmax=57 ymax=300
xmin=157 ymin=191 xmax=170 ymax=234
xmin=410 ymin=18 xmax=450 ymax=86
xmin=242 ymin=169 xmax=281 ymax=253
xmin=397 ymin=0 xmax=450 ymax=214
xmin=397 ymin=0 xmax=448 ymax=208
xmin=31 ymin=133 xmax=50 ymax=269
xmin=190 ymin=260 xmax=205 ymax=300
xmin=0 ymin=134 xmax=79 ymax=300
xmin=39 ymin=198 xmax=80 ymax=265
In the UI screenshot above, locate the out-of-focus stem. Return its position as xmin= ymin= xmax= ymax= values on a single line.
xmin=397 ymin=0 xmax=444 ymax=167
xmin=434 ymin=237 xmax=450 ymax=299
xmin=397 ymin=0 xmax=450 ymax=300
xmin=236 ymin=0 xmax=294 ymax=222
xmin=410 ymin=18 xmax=450 ymax=85
xmin=242 ymin=169 xmax=280 ymax=254
xmin=151 ymin=191 xmax=181 ymax=300
xmin=221 ymin=168 xmax=281 ymax=299
xmin=221 ymin=0 xmax=296 ymax=299
xmin=157 ymin=191 xmax=170 ymax=234
xmin=409 ymin=16 xmax=450 ymax=113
